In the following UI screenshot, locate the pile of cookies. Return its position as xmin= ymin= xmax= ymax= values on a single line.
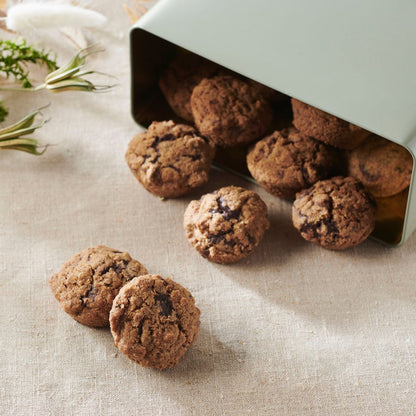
xmin=49 ymin=246 xmax=200 ymax=370
xmin=127 ymin=52 xmax=413 ymax=252
xmin=49 ymin=54 xmax=413 ymax=371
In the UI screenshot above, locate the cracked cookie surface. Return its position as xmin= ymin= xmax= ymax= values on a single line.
xmin=184 ymin=186 xmax=270 ymax=264
xmin=191 ymin=75 xmax=274 ymax=147
xmin=49 ymin=246 xmax=148 ymax=327
xmin=292 ymin=176 xmax=376 ymax=250
xmin=291 ymin=98 xmax=369 ymax=150
xmin=159 ymin=54 xmax=219 ymax=122
xmin=347 ymin=135 xmax=413 ymax=197
xmin=247 ymin=127 xmax=340 ymax=199
xmin=109 ymin=274 xmax=200 ymax=370
xmin=125 ymin=120 xmax=215 ymax=198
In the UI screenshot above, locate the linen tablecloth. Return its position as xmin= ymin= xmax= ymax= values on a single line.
xmin=1 ymin=1 xmax=415 ymax=415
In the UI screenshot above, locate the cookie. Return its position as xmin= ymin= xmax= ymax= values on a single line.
xmin=292 ymin=176 xmax=376 ymax=250
xmin=49 ymin=246 xmax=148 ymax=327
xmin=110 ymin=274 xmax=200 ymax=370
xmin=191 ymin=75 xmax=274 ymax=147
xmin=125 ymin=120 xmax=215 ymax=198
xmin=291 ymin=98 xmax=369 ymax=149
xmin=347 ymin=135 xmax=413 ymax=198
xmin=184 ymin=186 xmax=270 ymax=264
xmin=247 ymin=126 xmax=340 ymax=199
xmin=159 ymin=53 xmax=219 ymax=122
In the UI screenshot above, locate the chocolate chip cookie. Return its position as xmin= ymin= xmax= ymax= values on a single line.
xmin=184 ymin=186 xmax=270 ymax=264
xmin=110 ymin=274 xmax=200 ymax=370
xmin=247 ymin=126 xmax=340 ymax=199
xmin=191 ymin=75 xmax=274 ymax=147
xmin=49 ymin=246 xmax=148 ymax=327
xmin=292 ymin=176 xmax=376 ymax=250
xmin=347 ymin=135 xmax=413 ymax=197
xmin=125 ymin=120 xmax=215 ymax=198
xmin=159 ymin=53 xmax=219 ymax=122
xmin=291 ymin=98 xmax=369 ymax=149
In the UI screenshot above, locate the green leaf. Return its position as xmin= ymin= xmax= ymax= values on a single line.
xmin=0 ymin=122 xmax=46 ymax=141
xmin=0 ymin=107 xmax=48 ymax=155
xmin=0 ymin=39 xmax=58 ymax=88
xmin=0 ymin=144 xmax=48 ymax=155
xmin=0 ymin=108 xmax=42 ymax=136
xmin=45 ymin=65 xmax=83 ymax=84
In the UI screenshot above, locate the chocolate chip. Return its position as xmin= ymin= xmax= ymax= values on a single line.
xmin=359 ymin=163 xmax=380 ymax=182
xmin=199 ymin=134 xmax=210 ymax=144
xmin=300 ymin=165 xmax=310 ymax=183
xmin=183 ymin=154 xmax=201 ymax=161
xmin=322 ymin=197 xmax=338 ymax=236
xmin=160 ymin=133 xmax=175 ymax=141
xmin=137 ymin=320 xmax=144 ymax=339
xmin=208 ymin=230 xmax=231 ymax=245
xmin=154 ymin=292 xmax=173 ymax=317
xmin=208 ymin=234 xmax=225 ymax=245
xmin=151 ymin=133 xmax=176 ymax=150
xmin=322 ymin=217 xmax=339 ymax=236
xmin=300 ymin=221 xmax=320 ymax=239
xmin=166 ymin=164 xmax=180 ymax=172
xmin=113 ymin=265 xmax=123 ymax=275
xmin=113 ymin=260 xmax=128 ymax=275
xmin=226 ymin=239 xmax=236 ymax=248
xmin=82 ymin=284 xmax=97 ymax=305
xmin=210 ymin=196 xmax=241 ymax=221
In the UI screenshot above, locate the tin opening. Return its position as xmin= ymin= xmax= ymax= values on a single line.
xmin=131 ymin=29 xmax=412 ymax=246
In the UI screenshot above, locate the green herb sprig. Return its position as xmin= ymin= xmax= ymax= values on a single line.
xmin=0 ymin=39 xmax=58 ymax=88
xmin=0 ymin=107 xmax=48 ymax=155
xmin=0 ymin=44 xmax=116 ymax=93
xmin=0 ymin=41 xmax=116 ymax=156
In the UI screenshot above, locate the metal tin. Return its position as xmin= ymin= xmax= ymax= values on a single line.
xmin=130 ymin=0 xmax=416 ymax=246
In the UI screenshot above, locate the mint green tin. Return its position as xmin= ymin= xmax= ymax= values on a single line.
xmin=130 ymin=0 xmax=416 ymax=246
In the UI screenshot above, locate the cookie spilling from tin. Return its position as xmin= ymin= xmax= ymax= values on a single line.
xmin=184 ymin=185 xmax=270 ymax=263
xmin=126 ymin=120 xmax=215 ymax=198
xmin=292 ymin=176 xmax=376 ymax=250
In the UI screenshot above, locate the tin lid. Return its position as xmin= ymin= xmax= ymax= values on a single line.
xmin=134 ymin=0 xmax=416 ymax=148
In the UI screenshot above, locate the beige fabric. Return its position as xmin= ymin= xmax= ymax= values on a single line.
xmin=1 ymin=2 xmax=416 ymax=415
